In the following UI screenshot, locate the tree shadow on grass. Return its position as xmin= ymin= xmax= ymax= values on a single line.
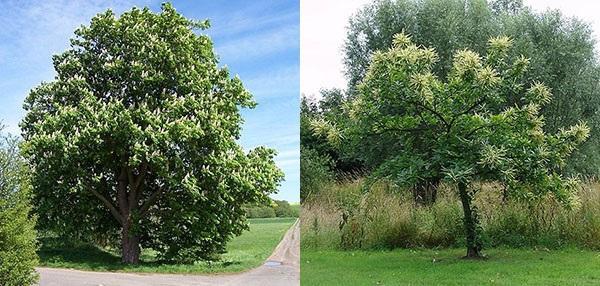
xmin=38 ymin=237 xmax=127 ymax=271
xmin=38 ymin=237 xmax=244 ymax=273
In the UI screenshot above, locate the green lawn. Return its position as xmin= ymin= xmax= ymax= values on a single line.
xmin=302 ymin=248 xmax=600 ymax=285
xmin=39 ymin=217 xmax=296 ymax=273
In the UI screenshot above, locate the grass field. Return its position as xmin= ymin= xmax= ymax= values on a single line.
xmin=302 ymin=248 xmax=600 ymax=285
xmin=39 ymin=217 xmax=296 ymax=274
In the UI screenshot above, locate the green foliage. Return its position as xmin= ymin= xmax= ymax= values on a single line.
xmin=300 ymin=95 xmax=335 ymax=202
xmin=273 ymin=200 xmax=296 ymax=217
xmin=300 ymin=146 xmax=333 ymax=201
xmin=245 ymin=205 xmax=276 ymax=219
xmin=244 ymin=200 xmax=299 ymax=218
xmin=317 ymin=33 xmax=588 ymax=257
xmin=301 ymin=92 xmax=364 ymax=177
xmin=20 ymin=3 xmax=283 ymax=264
xmin=343 ymin=0 xmax=600 ymax=176
xmin=0 ymin=132 xmax=38 ymax=286
xmin=345 ymin=0 xmax=501 ymax=90
xmin=344 ymin=33 xmax=587 ymax=201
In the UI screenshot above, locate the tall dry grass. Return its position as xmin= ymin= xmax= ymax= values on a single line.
xmin=301 ymin=178 xmax=600 ymax=251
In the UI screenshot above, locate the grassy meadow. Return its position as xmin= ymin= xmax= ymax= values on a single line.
xmin=301 ymin=178 xmax=600 ymax=285
xmin=302 ymin=248 xmax=600 ymax=285
xmin=39 ymin=217 xmax=296 ymax=274
xmin=302 ymin=179 xmax=600 ymax=251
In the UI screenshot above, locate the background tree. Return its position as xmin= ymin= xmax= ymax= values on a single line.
xmin=0 ymin=128 xmax=38 ymax=285
xmin=21 ymin=4 xmax=283 ymax=264
xmin=299 ymin=145 xmax=332 ymax=202
xmin=244 ymin=200 xmax=300 ymax=218
xmin=342 ymin=0 xmax=600 ymax=178
xmin=317 ymin=33 xmax=589 ymax=258
xmin=301 ymin=92 xmax=366 ymax=202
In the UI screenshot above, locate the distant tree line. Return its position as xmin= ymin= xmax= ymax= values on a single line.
xmin=245 ymin=200 xmax=300 ymax=218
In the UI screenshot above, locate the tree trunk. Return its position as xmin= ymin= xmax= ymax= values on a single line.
xmin=121 ymin=221 xmax=141 ymax=264
xmin=92 ymin=165 xmax=153 ymax=265
xmin=458 ymin=182 xmax=482 ymax=259
xmin=413 ymin=179 xmax=440 ymax=206
xmin=117 ymin=167 xmax=141 ymax=264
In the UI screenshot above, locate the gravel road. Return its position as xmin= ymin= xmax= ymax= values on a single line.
xmin=37 ymin=219 xmax=300 ymax=286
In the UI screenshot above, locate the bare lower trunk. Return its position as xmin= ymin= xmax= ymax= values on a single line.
xmin=121 ymin=222 xmax=141 ymax=264
xmin=412 ymin=179 xmax=440 ymax=205
xmin=91 ymin=164 xmax=157 ymax=265
xmin=458 ymin=182 xmax=482 ymax=259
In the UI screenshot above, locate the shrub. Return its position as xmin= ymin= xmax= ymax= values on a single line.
xmin=0 ymin=134 xmax=38 ymax=286
xmin=289 ymin=203 xmax=301 ymax=218
xmin=300 ymin=147 xmax=333 ymax=201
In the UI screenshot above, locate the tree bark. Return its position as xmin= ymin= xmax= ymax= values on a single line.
xmin=412 ymin=179 xmax=440 ymax=206
xmin=121 ymin=220 xmax=141 ymax=264
xmin=91 ymin=164 xmax=158 ymax=264
xmin=458 ymin=182 xmax=482 ymax=259
xmin=117 ymin=167 xmax=142 ymax=264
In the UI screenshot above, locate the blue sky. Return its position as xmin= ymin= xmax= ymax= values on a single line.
xmin=0 ymin=0 xmax=299 ymax=202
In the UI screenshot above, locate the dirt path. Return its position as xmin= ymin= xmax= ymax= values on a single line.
xmin=37 ymin=219 xmax=299 ymax=286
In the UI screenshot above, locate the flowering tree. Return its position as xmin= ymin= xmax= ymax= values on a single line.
xmin=316 ymin=33 xmax=589 ymax=258
xmin=21 ymin=4 xmax=283 ymax=264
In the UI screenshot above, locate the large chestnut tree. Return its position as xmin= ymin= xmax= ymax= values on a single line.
xmin=21 ymin=4 xmax=283 ymax=264
xmin=315 ymin=33 xmax=589 ymax=258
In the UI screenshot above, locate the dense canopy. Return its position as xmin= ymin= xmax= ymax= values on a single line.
xmin=342 ymin=0 xmax=600 ymax=177
xmin=21 ymin=3 xmax=283 ymax=264
xmin=314 ymin=33 xmax=589 ymax=257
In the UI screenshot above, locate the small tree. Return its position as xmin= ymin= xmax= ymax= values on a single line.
xmin=317 ymin=33 xmax=589 ymax=258
xmin=21 ymin=4 xmax=283 ymax=264
xmin=344 ymin=0 xmax=600 ymax=178
xmin=0 ymin=130 xmax=38 ymax=285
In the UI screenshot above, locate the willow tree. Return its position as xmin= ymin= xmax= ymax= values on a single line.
xmin=316 ymin=33 xmax=589 ymax=258
xmin=21 ymin=4 xmax=283 ymax=264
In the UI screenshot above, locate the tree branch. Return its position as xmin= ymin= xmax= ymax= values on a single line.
xmin=133 ymin=163 xmax=148 ymax=192
xmin=406 ymin=99 xmax=450 ymax=131
xmin=127 ymin=163 xmax=148 ymax=211
xmin=465 ymin=123 xmax=495 ymax=139
xmin=139 ymin=186 xmax=166 ymax=217
xmin=373 ymin=125 xmax=431 ymax=135
xmin=90 ymin=189 xmax=123 ymax=225
xmin=449 ymin=97 xmax=488 ymax=129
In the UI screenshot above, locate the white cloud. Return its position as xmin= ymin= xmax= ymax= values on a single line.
xmin=216 ymin=24 xmax=299 ymax=63
xmin=242 ymin=65 xmax=299 ymax=99
xmin=300 ymin=0 xmax=370 ymax=98
xmin=277 ymin=158 xmax=300 ymax=169
xmin=0 ymin=0 xmax=145 ymax=69
xmin=525 ymin=0 xmax=600 ymax=49
xmin=210 ymin=8 xmax=298 ymax=39
xmin=0 ymin=0 xmax=146 ymax=135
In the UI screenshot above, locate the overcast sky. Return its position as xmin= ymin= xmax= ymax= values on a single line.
xmin=0 ymin=0 xmax=299 ymax=202
xmin=301 ymin=0 xmax=600 ymax=99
